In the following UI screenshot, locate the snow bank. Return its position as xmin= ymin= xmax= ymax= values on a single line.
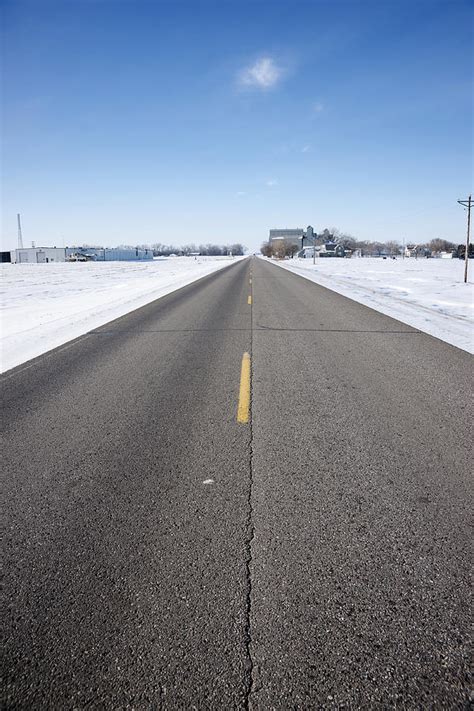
xmin=0 ymin=256 xmax=244 ymax=373
xmin=267 ymin=257 xmax=474 ymax=353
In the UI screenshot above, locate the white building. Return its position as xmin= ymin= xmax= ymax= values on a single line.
xmin=11 ymin=246 xmax=153 ymax=263
xmin=12 ymin=247 xmax=68 ymax=263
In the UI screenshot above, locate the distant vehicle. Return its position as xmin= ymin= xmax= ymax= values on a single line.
xmin=66 ymin=252 xmax=92 ymax=262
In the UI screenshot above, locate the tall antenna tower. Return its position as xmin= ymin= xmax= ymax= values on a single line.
xmin=17 ymin=214 xmax=24 ymax=249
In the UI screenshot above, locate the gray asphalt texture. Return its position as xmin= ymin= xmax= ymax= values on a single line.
xmin=2 ymin=256 xmax=472 ymax=709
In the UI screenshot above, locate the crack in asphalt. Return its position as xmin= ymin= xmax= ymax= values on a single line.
xmin=89 ymin=328 xmax=251 ymax=334
xmin=255 ymin=324 xmax=420 ymax=334
xmin=243 ymin=267 xmax=255 ymax=709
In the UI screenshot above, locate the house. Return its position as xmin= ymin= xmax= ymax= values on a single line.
xmin=297 ymin=242 xmax=345 ymax=258
xmin=319 ymin=242 xmax=345 ymax=258
xmin=404 ymin=245 xmax=432 ymax=258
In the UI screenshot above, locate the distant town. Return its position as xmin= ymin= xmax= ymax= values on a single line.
xmin=261 ymin=225 xmax=472 ymax=260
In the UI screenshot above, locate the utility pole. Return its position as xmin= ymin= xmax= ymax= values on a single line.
xmin=457 ymin=195 xmax=472 ymax=283
xmin=17 ymin=214 xmax=24 ymax=249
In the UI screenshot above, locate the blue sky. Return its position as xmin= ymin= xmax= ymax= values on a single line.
xmin=2 ymin=0 xmax=472 ymax=251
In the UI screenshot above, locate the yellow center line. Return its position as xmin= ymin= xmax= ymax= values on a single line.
xmin=248 ymin=295 xmax=252 ymax=305
xmin=237 ymin=352 xmax=251 ymax=424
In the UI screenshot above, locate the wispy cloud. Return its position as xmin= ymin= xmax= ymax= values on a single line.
xmin=239 ymin=57 xmax=283 ymax=89
xmin=301 ymin=144 xmax=311 ymax=153
xmin=236 ymin=191 xmax=246 ymax=196
xmin=312 ymin=101 xmax=324 ymax=115
xmin=266 ymin=179 xmax=278 ymax=187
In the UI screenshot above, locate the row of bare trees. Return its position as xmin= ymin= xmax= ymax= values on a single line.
xmin=150 ymin=242 xmax=245 ymax=256
xmin=316 ymin=229 xmax=404 ymax=256
xmin=80 ymin=242 xmax=246 ymax=256
xmin=260 ymin=241 xmax=299 ymax=259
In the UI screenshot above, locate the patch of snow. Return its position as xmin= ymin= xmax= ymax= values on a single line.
xmin=0 ymin=256 xmax=244 ymax=372
xmin=265 ymin=257 xmax=474 ymax=353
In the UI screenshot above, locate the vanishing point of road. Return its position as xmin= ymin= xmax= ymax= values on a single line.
xmin=2 ymin=257 xmax=472 ymax=708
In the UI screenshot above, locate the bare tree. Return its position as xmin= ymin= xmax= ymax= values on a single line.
xmin=428 ymin=238 xmax=456 ymax=254
xmin=385 ymin=240 xmax=401 ymax=256
xmin=285 ymin=243 xmax=299 ymax=258
xmin=272 ymin=242 xmax=287 ymax=259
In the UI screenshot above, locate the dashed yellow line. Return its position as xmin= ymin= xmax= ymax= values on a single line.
xmin=248 ymin=295 xmax=252 ymax=305
xmin=237 ymin=352 xmax=251 ymax=424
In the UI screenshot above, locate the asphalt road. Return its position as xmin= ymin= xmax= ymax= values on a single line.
xmin=2 ymin=256 xmax=472 ymax=709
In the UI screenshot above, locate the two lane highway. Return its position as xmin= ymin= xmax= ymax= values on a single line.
xmin=2 ymin=256 xmax=472 ymax=708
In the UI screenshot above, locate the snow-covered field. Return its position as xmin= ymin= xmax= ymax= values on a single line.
xmin=267 ymin=256 xmax=474 ymax=354
xmin=0 ymin=256 xmax=244 ymax=373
